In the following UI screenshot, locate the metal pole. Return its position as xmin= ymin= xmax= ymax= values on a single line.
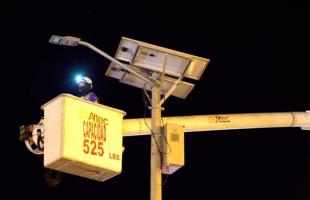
xmin=150 ymin=84 xmax=162 ymax=200
xmin=123 ymin=111 xmax=310 ymax=136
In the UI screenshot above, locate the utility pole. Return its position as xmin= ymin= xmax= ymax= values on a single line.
xmin=150 ymin=84 xmax=162 ymax=200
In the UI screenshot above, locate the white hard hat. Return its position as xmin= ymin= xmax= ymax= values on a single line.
xmin=81 ymin=76 xmax=93 ymax=85
xmin=76 ymin=75 xmax=93 ymax=85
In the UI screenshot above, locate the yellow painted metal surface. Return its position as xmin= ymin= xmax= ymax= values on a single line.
xmin=41 ymin=94 xmax=126 ymax=181
xmin=162 ymin=123 xmax=184 ymax=174
xmin=123 ymin=112 xmax=310 ymax=136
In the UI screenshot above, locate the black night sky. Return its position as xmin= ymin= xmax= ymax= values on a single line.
xmin=2 ymin=2 xmax=310 ymax=200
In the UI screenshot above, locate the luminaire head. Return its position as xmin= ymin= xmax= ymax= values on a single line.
xmin=49 ymin=35 xmax=81 ymax=46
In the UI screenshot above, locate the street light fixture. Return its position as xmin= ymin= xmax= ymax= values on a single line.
xmin=48 ymin=35 xmax=155 ymax=86
xmin=49 ymin=35 xmax=80 ymax=46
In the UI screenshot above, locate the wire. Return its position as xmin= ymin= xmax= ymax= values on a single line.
xmin=142 ymin=85 xmax=164 ymax=161
xmin=162 ymin=173 xmax=169 ymax=185
xmin=142 ymin=84 xmax=172 ymax=185
xmin=142 ymin=85 xmax=172 ymax=155
xmin=143 ymin=83 xmax=152 ymax=105
xmin=159 ymin=91 xmax=172 ymax=185
xmin=142 ymin=86 xmax=162 ymax=156
xmin=160 ymin=92 xmax=172 ymax=155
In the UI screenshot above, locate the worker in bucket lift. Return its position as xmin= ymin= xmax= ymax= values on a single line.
xmin=76 ymin=75 xmax=100 ymax=103
xmin=45 ymin=75 xmax=100 ymax=187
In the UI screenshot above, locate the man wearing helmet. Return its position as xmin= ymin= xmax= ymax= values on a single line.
xmin=43 ymin=76 xmax=100 ymax=187
xmin=44 ymin=75 xmax=100 ymax=187
xmin=76 ymin=76 xmax=100 ymax=103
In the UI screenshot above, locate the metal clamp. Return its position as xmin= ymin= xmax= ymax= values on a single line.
xmin=148 ymin=106 xmax=164 ymax=111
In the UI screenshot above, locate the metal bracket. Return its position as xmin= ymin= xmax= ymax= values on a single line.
xmin=158 ymin=76 xmax=183 ymax=106
xmin=148 ymin=106 xmax=164 ymax=111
